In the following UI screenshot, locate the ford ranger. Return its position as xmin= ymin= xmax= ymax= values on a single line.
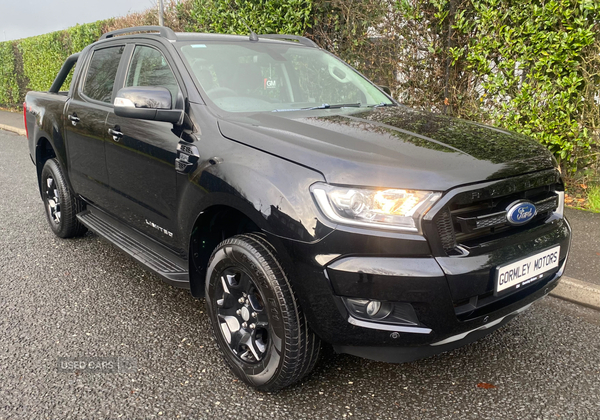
xmin=24 ymin=26 xmax=571 ymax=391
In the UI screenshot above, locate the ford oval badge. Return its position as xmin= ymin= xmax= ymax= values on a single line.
xmin=506 ymin=201 xmax=537 ymax=226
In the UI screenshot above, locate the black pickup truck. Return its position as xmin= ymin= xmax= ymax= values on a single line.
xmin=25 ymin=26 xmax=571 ymax=391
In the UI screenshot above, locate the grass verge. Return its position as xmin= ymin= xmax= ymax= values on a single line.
xmin=587 ymin=185 xmax=600 ymax=212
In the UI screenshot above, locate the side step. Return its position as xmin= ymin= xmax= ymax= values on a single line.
xmin=77 ymin=208 xmax=190 ymax=289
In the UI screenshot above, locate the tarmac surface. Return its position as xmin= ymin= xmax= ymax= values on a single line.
xmin=564 ymin=208 xmax=600 ymax=286
xmin=1 ymin=128 xmax=600 ymax=419
xmin=0 ymin=109 xmax=23 ymax=127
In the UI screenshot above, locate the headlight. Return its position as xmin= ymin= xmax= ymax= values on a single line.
xmin=310 ymin=183 xmax=441 ymax=233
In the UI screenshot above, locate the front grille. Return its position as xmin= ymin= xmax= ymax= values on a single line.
xmin=432 ymin=170 xmax=562 ymax=254
xmin=436 ymin=210 xmax=456 ymax=251
xmin=454 ymin=195 xmax=558 ymax=236
xmin=452 ymin=260 xmax=563 ymax=320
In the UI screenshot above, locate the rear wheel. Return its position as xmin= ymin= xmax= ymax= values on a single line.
xmin=40 ymin=158 xmax=87 ymax=238
xmin=205 ymin=233 xmax=320 ymax=391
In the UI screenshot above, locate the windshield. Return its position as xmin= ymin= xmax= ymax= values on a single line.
xmin=178 ymin=41 xmax=393 ymax=113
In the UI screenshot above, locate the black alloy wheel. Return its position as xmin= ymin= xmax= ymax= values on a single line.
xmin=44 ymin=174 xmax=61 ymax=225
xmin=205 ymin=233 xmax=321 ymax=391
xmin=214 ymin=267 xmax=270 ymax=363
xmin=40 ymin=158 xmax=87 ymax=238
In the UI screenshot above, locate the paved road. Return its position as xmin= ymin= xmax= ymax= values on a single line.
xmin=0 ymin=110 xmax=23 ymax=129
xmin=1 ymin=130 xmax=599 ymax=419
xmin=564 ymin=208 xmax=600 ymax=286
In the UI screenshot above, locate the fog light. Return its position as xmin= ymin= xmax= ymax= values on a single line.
xmin=343 ymin=298 xmax=417 ymax=324
xmin=366 ymin=300 xmax=381 ymax=317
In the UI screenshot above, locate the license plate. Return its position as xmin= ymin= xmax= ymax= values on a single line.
xmin=495 ymin=246 xmax=560 ymax=294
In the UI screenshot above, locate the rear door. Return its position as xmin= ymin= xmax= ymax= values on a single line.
xmin=104 ymin=42 xmax=184 ymax=250
xmin=65 ymin=44 xmax=125 ymax=209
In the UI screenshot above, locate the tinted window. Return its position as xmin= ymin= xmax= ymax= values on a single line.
xmin=82 ymin=46 xmax=124 ymax=103
xmin=126 ymin=46 xmax=179 ymax=107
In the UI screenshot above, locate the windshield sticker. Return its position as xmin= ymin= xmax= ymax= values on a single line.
xmin=264 ymin=79 xmax=277 ymax=89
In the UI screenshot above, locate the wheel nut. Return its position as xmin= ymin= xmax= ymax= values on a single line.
xmin=238 ymin=297 xmax=245 ymax=304
xmin=236 ymin=309 xmax=242 ymax=316
xmin=241 ymin=322 xmax=248 ymax=328
xmin=249 ymin=323 xmax=256 ymax=329
xmin=251 ymin=312 xmax=257 ymax=318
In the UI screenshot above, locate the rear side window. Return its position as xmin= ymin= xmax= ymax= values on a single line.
xmin=82 ymin=46 xmax=124 ymax=103
xmin=126 ymin=45 xmax=180 ymax=107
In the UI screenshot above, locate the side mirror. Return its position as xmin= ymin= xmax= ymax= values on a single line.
xmin=114 ymin=86 xmax=184 ymax=124
xmin=378 ymin=85 xmax=392 ymax=96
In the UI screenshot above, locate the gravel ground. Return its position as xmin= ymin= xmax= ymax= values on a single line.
xmin=1 ymin=130 xmax=600 ymax=420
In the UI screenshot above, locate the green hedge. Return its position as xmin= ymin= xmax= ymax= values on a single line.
xmin=180 ymin=0 xmax=312 ymax=35
xmin=19 ymin=31 xmax=71 ymax=93
xmin=453 ymin=0 xmax=600 ymax=166
xmin=0 ymin=21 xmax=104 ymax=106
xmin=0 ymin=42 xmax=19 ymax=105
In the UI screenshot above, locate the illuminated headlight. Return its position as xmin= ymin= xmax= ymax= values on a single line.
xmin=311 ymin=183 xmax=441 ymax=233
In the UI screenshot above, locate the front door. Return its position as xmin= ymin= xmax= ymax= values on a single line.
xmin=105 ymin=44 xmax=183 ymax=250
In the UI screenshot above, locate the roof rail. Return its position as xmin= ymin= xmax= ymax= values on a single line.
xmin=100 ymin=26 xmax=177 ymax=41
xmin=259 ymin=34 xmax=318 ymax=48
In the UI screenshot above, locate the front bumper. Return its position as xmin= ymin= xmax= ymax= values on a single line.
xmin=275 ymin=216 xmax=571 ymax=363
xmin=335 ymin=302 xmax=532 ymax=363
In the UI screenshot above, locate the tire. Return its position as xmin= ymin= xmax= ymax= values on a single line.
xmin=205 ymin=233 xmax=321 ymax=391
xmin=40 ymin=158 xmax=87 ymax=238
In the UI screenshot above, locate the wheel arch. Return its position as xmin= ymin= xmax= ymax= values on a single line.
xmin=186 ymin=193 xmax=304 ymax=299
xmin=35 ymin=136 xmax=57 ymax=198
xmin=188 ymin=202 xmax=262 ymax=297
xmin=181 ymin=155 xmax=330 ymax=297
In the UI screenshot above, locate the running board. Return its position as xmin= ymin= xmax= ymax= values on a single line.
xmin=77 ymin=208 xmax=190 ymax=289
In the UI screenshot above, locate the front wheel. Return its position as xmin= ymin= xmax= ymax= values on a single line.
xmin=40 ymin=158 xmax=87 ymax=238
xmin=205 ymin=233 xmax=320 ymax=391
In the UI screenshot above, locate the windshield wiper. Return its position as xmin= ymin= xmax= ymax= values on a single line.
xmin=303 ymin=103 xmax=362 ymax=110
xmin=272 ymin=103 xmax=362 ymax=112
xmin=368 ymin=102 xmax=394 ymax=108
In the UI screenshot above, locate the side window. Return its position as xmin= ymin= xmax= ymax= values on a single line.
xmin=82 ymin=46 xmax=124 ymax=103
xmin=126 ymin=46 xmax=180 ymax=108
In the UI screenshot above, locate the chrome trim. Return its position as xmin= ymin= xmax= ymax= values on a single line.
xmin=555 ymin=234 xmax=570 ymax=278
xmin=328 ymin=256 xmax=445 ymax=277
xmin=347 ymin=316 xmax=432 ymax=334
xmin=430 ymin=303 xmax=532 ymax=346
xmin=315 ymin=254 xmax=341 ymax=266
xmin=555 ymin=191 xmax=565 ymax=219
xmin=456 ymin=195 xmax=558 ymax=233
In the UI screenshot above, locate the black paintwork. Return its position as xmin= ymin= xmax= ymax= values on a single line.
xmin=114 ymin=86 xmax=184 ymax=123
xmin=218 ymin=106 xmax=555 ymax=191
xmin=24 ymin=30 xmax=571 ymax=361
xmin=64 ymin=98 xmax=112 ymax=209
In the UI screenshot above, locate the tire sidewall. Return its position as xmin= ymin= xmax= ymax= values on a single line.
xmin=206 ymin=241 xmax=287 ymax=388
xmin=41 ymin=159 xmax=68 ymax=237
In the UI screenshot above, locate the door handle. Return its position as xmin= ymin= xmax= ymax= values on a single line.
xmin=108 ymin=127 xmax=123 ymax=142
xmin=68 ymin=114 xmax=80 ymax=126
